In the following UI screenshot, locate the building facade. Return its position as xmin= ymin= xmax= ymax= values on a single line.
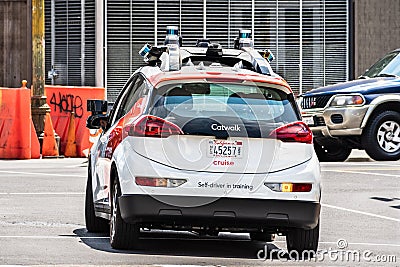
xmin=44 ymin=0 xmax=96 ymax=86
xmin=0 ymin=0 xmax=32 ymax=88
xmin=41 ymin=0 xmax=400 ymax=101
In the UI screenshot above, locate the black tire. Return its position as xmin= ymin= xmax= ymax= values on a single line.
xmin=85 ymin=165 xmax=109 ymax=233
xmin=110 ymin=176 xmax=140 ymax=250
xmin=313 ymin=139 xmax=351 ymax=162
xmin=250 ymin=232 xmax=275 ymax=242
xmin=362 ymin=111 xmax=400 ymax=161
xmin=286 ymin=222 xmax=319 ymax=254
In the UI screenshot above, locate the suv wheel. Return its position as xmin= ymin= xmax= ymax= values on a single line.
xmin=110 ymin=175 xmax=140 ymax=249
xmin=362 ymin=111 xmax=400 ymax=161
xmin=85 ymin=166 xmax=109 ymax=233
xmin=286 ymin=221 xmax=319 ymax=254
xmin=313 ymin=139 xmax=351 ymax=162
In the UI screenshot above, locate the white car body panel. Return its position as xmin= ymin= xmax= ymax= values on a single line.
xmin=130 ymin=135 xmax=313 ymax=174
xmin=112 ymin=138 xmax=320 ymax=203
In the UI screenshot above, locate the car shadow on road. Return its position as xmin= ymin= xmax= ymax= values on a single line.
xmin=73 ymin=228 xmax=287 ymax=260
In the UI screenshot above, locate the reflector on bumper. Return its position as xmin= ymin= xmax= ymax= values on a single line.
xmin=135 ymin=177 xmax=187 ymax=188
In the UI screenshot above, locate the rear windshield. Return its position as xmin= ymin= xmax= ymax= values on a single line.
xmin=149 ymin=82 xmax=299 ymax=137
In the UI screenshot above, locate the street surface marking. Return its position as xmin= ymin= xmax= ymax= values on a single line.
xmin=0 ymin=221 xmax=84 ymax=228
xmin=0 ymin=235 xmax=398 ymax=249
xmin=0 ymin=170 xmax=85 ymax=178
xmin=0 ymin=235 xmax=107 ymax=239
xmin=65 ymin=163 xmax=88 ymax=168
xmin=158 ymin=265 xmax=224 ymax=267
xmin=322 ymin=203 xmax=400 ymax=222
xmin=322 ymin=169 xmax=400 ymax=178
xmin=325 ymin=168 xmax=400 ymax=171
xmin=0 ymin=192 xmax=84 ymax=195
xmin=274 ymin=241 xmax=400 ymax=248
xmin=322 ymin=162 xmax=399 ymax=166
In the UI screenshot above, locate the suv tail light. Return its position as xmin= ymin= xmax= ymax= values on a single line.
xmin=269 ymin=121 xmax=312 ymax=144
xmin=125 ymin=115 xmax=183 ymax=138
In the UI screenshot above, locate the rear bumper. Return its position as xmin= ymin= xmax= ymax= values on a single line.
xmin=119 ymin=194 xmax=320 ymax=230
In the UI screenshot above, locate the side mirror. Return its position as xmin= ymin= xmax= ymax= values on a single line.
xmin=86 ymin=114 xmax=108 ymax=130
xmin=87 ymin=99 xmax=108 ymax=129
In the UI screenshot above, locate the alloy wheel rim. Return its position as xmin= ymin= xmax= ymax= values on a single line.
xmin=377 ymin=121 xmax=400 ymax=153
xmin=110 ymin=183 xmax=118 ymax=241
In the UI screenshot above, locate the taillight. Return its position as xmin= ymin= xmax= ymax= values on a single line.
xmin=125 ymin=115 xmax=183 ymax=138
xmin=264 ymin=183 xmax=312 ymax=192
xmin=269 ymin=121 xmax=312 ymax=144
xmin=292 ymin=183 xmax=313 ymax=192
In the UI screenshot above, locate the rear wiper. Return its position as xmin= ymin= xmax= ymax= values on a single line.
xmin=373 ymin=73 xmax=400 ymax=78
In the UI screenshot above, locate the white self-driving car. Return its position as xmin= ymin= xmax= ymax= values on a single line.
xmin=85 ymin=29 xmax=321 ymax=253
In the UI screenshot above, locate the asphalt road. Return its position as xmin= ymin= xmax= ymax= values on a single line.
xmin=0 ymin=156 xmax=399 ymax=266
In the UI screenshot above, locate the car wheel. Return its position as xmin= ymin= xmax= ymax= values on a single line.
xmin=313 ymin=139 xmax=352 ymax=162
xmin=250 ymin=232 xmax=275 ymax=242
xmin=286 ymin=221 xmax=319 ymax=254
xmin=362 ymin=111 xmax=400 ymax=161
xmin=110 ymin=176 xmax=140 ymax=249
xmin=85 ymin=166 xmax=109 ymax=233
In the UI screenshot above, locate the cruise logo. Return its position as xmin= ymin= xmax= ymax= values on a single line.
xmin=211 ymin=124 xmax=241 ymax=131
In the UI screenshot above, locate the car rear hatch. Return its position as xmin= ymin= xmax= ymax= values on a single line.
xmin=125 ymin=80 xmax=314 ymax=173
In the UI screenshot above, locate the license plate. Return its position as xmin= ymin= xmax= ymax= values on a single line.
xmin=302 ymin=116 xmax=314 ymax=126
xmin=208 ymin=140 xmax=243 ymax=158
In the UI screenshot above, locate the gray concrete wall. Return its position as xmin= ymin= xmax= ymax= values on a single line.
xmin=0 ymin=0 xmax=31 ymax=88
xmin=354 ymin=0 xmax=400 ymax=77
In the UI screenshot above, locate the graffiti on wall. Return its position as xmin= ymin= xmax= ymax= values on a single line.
xmin=49 ymin=92 xmax=84 ymax=118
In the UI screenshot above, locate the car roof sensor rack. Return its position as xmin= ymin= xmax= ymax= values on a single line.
xmin=138 ymin=26 xmax=183 ymax=71
xmin=138 ymin=28 xmax=276 ymax=76
xmin=241 ymin=47 xmax=271 ymax=76
xmin=206 ymin=43 xmax=223 ymax=58
xmin=139 ymin=44 xmax=168 ymax=66
xmin=196 ymin=39 xmax=211 ymax=47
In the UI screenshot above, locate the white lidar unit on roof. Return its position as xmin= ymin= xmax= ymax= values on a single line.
xmin=234 ymin=29 xmax=254 ymax=50
xmin=164 ymin=26 xmax=182 ymax=46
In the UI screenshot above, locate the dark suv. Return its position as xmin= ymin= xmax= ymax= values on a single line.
xmin=300 ymin=48 xmax=400 ymax=161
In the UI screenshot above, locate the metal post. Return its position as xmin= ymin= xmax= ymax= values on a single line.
xmin=323 ymin=0 xmax=326 ymax=86
xmin=66 ymin=0 xmax=69 ymax=83
xmin=31 ymin=0 xmax=50 ymax=138
xmin=154 ymin=0 xmax=157 ymax=46
xmin=51 ymin=0 xmax=55 ymax=85
xmin=275 ymin=0 xmax=279 ymax=67
xmin=228 ymin=0 xmax=230 ymax=47
xmin=251 ymin=0 xmax=255 ymax=43
xmin=95 ymin=0 xmax=105 ymax=87
xmin=130 ymin=0 xmax=133 ymax=73
xmin=104 ymin=0 xmax=108 ymax=90
xmin=346 ymin=0 xmax=349 ymax=81
xmin=81 ymin=0 xmax=85 ymax=85
xmin=203 ymin=0 xmax=207 ymax=39
xmin=299 ymin=0 xmax=303 ymax=95
xmin=179 ymin=0 xmax=182 ymax=33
